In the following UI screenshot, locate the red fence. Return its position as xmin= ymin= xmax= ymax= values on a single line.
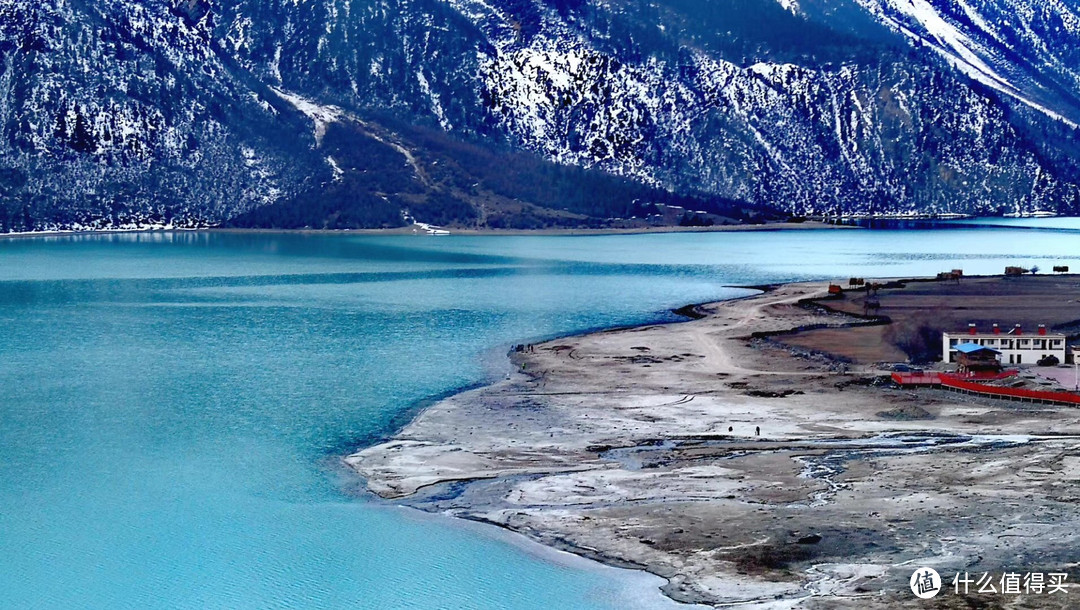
xmin=938 ymin=373 xmax=1080 ymax=405
xmin=892 ymin=371 xmax=1080 ymax=405
xmin=891 ymin=372 xmax=941 ymax=386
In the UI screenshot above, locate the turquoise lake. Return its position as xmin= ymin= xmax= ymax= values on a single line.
xmin=2 ymin=222 xmax=1079 ymax=609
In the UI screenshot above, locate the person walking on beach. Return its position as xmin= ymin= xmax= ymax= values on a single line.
xmin=755 ymin=426 xmax=760 ymax=436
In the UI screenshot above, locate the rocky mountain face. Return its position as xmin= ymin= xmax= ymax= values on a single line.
xmin=1 ymin=0 xmax=1079 ymax=232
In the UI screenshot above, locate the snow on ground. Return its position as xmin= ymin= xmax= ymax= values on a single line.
xmin=268 ymin=87 xmax=345 ymax=144
xmin=860 ymin=0 xmax=1078 ymax=127
xmin=325 ymin=156 xmax=343 ymax=180
xmin=892 ymin=0 xmax=1002 ymax=81
xmin=774 ymin=0 xmax=800 ymax=14
xmin=415 ymin=70 xmax=452 ymax=131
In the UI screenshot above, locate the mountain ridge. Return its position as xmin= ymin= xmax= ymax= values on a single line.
xmin=1 ymin=0 xmax=1078 ymax=232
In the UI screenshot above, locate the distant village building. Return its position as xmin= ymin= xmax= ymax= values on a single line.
xmin=936 ymin=269 xmax=963 ymax=283
xmin=943 ymin=323 xmax=1068 ymax=365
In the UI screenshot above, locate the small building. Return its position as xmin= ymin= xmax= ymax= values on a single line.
xmin=952 ymin=343 xmax=1001 ymax=374
xmin=943 ymin=323 xmax=1069 ymax=365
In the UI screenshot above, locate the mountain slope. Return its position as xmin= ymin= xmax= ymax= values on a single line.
xmin=464 ymin=0 xmax=1080 ymax=214
xmin=845 ymin=0 xmax=1080 ymax=126
xmin=0 ymin=0 xmax=1078 ymax=232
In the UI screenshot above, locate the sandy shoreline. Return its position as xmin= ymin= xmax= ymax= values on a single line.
xmin=385 ymin=503 xmax=708 ymax=610
xmin=350 ymin=281 xmax=1080 ymax=607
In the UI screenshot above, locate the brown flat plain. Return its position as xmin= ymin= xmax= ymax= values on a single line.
xmin=779 ymin=274 xmax=1080 ymax=364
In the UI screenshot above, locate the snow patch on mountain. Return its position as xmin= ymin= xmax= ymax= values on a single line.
xmin=774 ymin=0 xmax=800 ymax=14
xmin=326 ymin=156 xmax=344 ymax=180
xmin=269 ymin=87 xmax=345 ymax=144
xmin=415 ymin=70 xmax=452 ymax=131
xmin=954 ymin=0 xmax=1001 ymax=43
xmin=3 ymin=0 xmax=1080 ymax=232
xmin=855 ymin=0 xmax=1079 ymax=126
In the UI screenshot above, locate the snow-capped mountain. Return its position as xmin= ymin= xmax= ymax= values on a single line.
xmin=1 ymin=0 xmax=1078 ymax=231
xmin=848 ymin=0 xmax=1080 ymax=126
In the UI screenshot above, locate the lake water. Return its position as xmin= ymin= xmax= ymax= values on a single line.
xmin=2 ymin=223 xmax=1079 ymax=609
